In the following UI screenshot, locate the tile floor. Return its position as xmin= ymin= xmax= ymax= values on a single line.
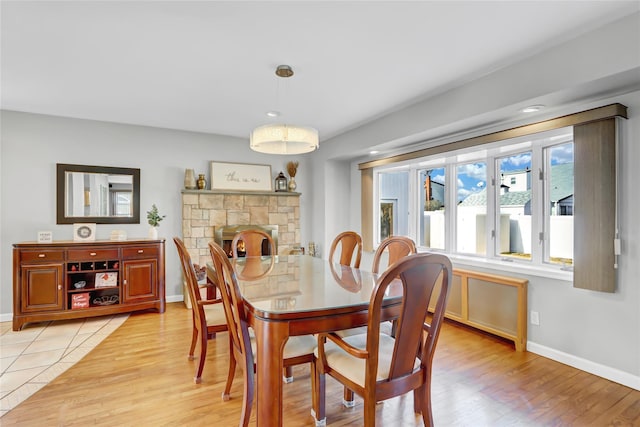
xmin=0 ymin=314 xmax=128 ymax=418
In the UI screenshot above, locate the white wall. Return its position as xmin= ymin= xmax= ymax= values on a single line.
xmin=0 ymin=112 xmax=313 ymax=315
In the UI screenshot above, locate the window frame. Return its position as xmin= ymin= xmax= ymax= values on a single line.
xmin=361 ymin=104 xmax=626 ymax=289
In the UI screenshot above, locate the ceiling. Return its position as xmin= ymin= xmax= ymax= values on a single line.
xmin=2 ymin=1 xmax=639 ymax=144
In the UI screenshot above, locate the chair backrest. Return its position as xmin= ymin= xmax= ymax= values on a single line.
xmin=328 ymin=231 xmax=363 ymax=268
xmin=231 ymin=229 xmax=276 ymax=258
xmin=366 ymin=253 xmax=451 ymax=385
xmin=371 ymin=236 xmax=417 ymax=274
xmin=174 ymin=237 xmax=206 ymax=325
xmin=234 ymin=256 xmax=276 ymax=281
xmin=208 ymin=241 xmax=255 ymax=374
xmin=329 ymin=262 xmax=363 ymax=293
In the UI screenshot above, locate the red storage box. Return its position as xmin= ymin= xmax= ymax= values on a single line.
xmin=71 ymin=292 xmax=90 ymax=309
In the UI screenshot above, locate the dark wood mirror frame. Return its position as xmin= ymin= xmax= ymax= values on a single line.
xmin=56 ymin=163 xmax=141 ymax=224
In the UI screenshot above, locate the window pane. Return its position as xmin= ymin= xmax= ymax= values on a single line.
xmin=419 ymin=168 xmax=445 ymax=250
xmin=498 ymin=153 xmax=532 ymax=260
xmin=456 ymin=162 xmax=487 ymax=255
xmin=378 ymin=171 xmax=409 ymax=242
xmin=115 ymin=192 xmax=132 ymax=216
xmin=546 ymin=142 xmax=574 ymax=266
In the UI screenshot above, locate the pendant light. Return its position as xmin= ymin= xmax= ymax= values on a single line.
xmin=250 ymin=65 xmax=319 ymax=155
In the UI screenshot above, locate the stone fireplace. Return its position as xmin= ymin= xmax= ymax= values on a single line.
xmin=181 ymin=190 xmax=300 ymax=268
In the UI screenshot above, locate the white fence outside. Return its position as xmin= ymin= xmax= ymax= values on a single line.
xmin=423 ymin=211 xmax=573 ymax=260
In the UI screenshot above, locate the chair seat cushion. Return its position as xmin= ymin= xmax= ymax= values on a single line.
xmin=316 ymin=333 xmax=420 ymax=387
xmin=334 ymin=326 xmax=367 ymax=338
xmin=284 ymin=335 xmax=317 ymax=359
xmin=249 ymin=333 xmax=316 ymax=360
xmin=203 ymin=303 xmax=227 ymax=326
xmin=335 ymin=321 xmax=393 ymax=338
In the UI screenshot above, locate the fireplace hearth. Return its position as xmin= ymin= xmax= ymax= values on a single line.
xmin=214 ymin=224 xmax=278 ymax=257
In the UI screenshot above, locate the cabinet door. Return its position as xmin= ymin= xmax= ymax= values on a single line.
xmin=122 ymin=259 xmax=158 ymax=303
xmin=21 ymin=263 xmax=64 ymax=312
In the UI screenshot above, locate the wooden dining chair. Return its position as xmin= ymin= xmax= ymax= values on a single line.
xmin=372 ymin=235 xmax=417 ymax=273
xmin=328 ymin=231 xmax=363 ymax=268
xmin=231 ymin=229 xmax=276 ymax=258
xmin=330 ymin=231 xmax=364 ymax=339
xmin=208 ymin=241 xmax=317 ymax=427
xmin=313 ymin=252 xmax=452 ymax=427
xmin=230 ymin=229 xmax=303 ymax=380
xmin=173 ymin=237 xmax=228 ymax=384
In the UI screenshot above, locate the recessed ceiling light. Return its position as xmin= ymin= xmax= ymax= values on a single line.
xmin=266 ymin=111 xmax=280 ymax=118
xmin=522 ymin=105 xmax=544 ymax=113
xmin=369 ymin=150 xmax=379 ymax=155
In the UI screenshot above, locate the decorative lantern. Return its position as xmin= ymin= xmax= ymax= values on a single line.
xmin=275 ymin=171 xmax=288 ymax=192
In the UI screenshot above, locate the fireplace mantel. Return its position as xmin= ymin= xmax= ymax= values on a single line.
xmin=182 ymin=189 xmax=300 ymax=197
xmin=181 ymin=190 xmax=300 ymax=267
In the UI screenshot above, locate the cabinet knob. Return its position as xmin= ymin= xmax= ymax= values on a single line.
xmin=137 ymin=250 xmax=144 ymax=253
xmin=58 ymin=285 xmax=62 ymax=290
xmin=123 ymin=279 xmax=127 ymax=285
xmin=90 ymin=252 xmax=97 ymax=256
xmin=38 ymin=254 xmax=46 ymax=258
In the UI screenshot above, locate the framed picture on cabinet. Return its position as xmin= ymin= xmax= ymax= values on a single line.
xmin=37 ymin=231 xmax=53 ymax=243
xmin=73 ymin=223 xmax=96 ymax=241
xmin=95 ymin=272 xmax=117 ymax=288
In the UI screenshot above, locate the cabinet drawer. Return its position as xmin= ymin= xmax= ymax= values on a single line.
xmin=67 ymin=248 xmax=119 ymax=261
xmin=122 ymin=246 xmax=159 ymax=259
xmin=20 ymin=250 xmax=65 ymax=263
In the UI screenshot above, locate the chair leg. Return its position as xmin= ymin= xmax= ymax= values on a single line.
xmin=283 ymin=365 xmax=294 ymax=383
xmin=342 ymin=387 xmax=355 ymax=408
xmin=188 ymin=318 xmax=197 ymax=360
xmin=363 ymin=397 xmax=376 ymax=427
xmin=240 ymin=356 xmax=255 ymax=427
xmin=222 ymin=349 xmax=236 ymax=401
xmin=194 ymin=327 xmax=207 ymax=383
xmin=311 ymin=359 xmax=326 ymax=426
xmin=416 ymin=384 xmax=434 ymax=427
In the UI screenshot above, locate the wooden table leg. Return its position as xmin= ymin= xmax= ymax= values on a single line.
xmin=254 ymin=316 xmax=289 ymax=427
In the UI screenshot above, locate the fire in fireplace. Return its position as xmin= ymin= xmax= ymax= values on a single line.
xmin=213 ymin=224 xmax=278 ymax=257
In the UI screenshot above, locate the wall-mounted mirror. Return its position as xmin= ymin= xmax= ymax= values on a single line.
xmin=56 ymin=163 xmax=140 ymax=224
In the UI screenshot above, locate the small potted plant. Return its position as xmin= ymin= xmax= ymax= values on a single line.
xmin=146 ymin=204 xmax=166 ymax=239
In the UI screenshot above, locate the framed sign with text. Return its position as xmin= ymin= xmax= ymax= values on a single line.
xmin=210 ymin=162 xmax=273 ymax=192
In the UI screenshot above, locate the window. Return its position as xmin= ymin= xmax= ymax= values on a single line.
xmin=113 ymin=192 xmax=132 ymax=216
xmin=456 ymin=161 xmax=487 ymax=255
xmin=545 ymin=141 xmax=574 ymax=267
xmin=363 ymin=104 xmax=625 ymax=289
xmin=419 ymin=167 xmax=446 ymax=250
xmin=373 ymin=126 xmax=575 ymax=271
xmin=497 ymin=152 xmax=532 ymax=261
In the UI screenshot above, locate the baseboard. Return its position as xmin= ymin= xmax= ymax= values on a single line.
xmin=0 ymin=294 xmax=186 ymax=324
xmin=527 ymin=341 xmax=640 ymax=391
xmin=166 ymin=294 xmax=184 ymax=303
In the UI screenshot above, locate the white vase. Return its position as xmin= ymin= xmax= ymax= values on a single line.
xmin=288 ymin=176 xmax=297 ymax=192
xmin=184 ymin=168 xmax=196 ymax=189
xmin=148 ymin=226 xmax=158 ymax=239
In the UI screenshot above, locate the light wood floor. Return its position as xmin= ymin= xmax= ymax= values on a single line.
xmin=1 ymin=302 xmax=638 ymax=426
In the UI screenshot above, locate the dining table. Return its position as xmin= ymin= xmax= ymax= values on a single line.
xmin=225 ymin=254 xmax=403 ymax=427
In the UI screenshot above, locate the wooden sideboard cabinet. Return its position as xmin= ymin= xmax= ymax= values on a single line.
xmin=13 ymin=239 xmax=165 ymax=331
